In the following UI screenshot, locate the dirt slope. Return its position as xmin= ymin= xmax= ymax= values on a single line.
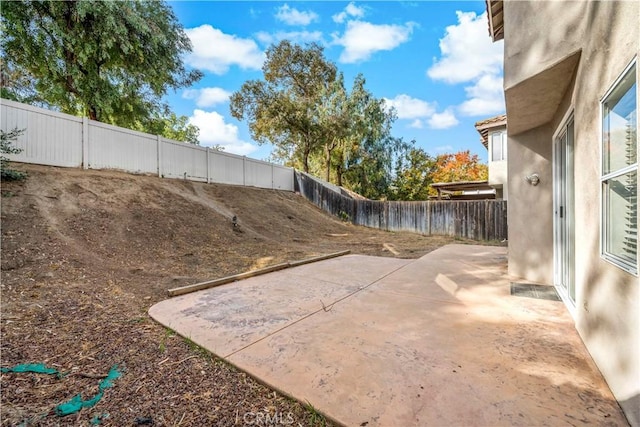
xmin=1 ymin=164 xmax=457 ymax=426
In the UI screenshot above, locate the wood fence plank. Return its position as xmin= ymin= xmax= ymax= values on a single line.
xmin=294 ymin=171 xmax=507 ymax=241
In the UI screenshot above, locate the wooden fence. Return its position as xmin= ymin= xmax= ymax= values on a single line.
xmin=295 ymin=171 xmax=508 ymax=241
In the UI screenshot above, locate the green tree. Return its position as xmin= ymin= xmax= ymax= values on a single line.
xmin=0 ymin=59 xmax=44 ymax=106
xmin=390 ymin=145 xmax=436 ymax=201
xmin=341 ymin=135 xmax=407 ymax=200
xmin=138 ymin=109 xmax=200 ymax=145
xmin=316 ymin=72 xmax=349 ymax=182
xmin=1 ymin=0 xmax=202 ymax=139
xmin=312 ymin=73 xmax=402 ymax=196
xmin=337 ymin=79 xmax=404 ymax=199
xmin=230 ymin=40 xmax=337 ymax=173
xmin=231 ymin=40 xmax=404 ymax=198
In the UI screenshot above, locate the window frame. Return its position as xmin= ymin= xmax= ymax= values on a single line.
xmin=489 ymin=128 xmax=507 ymax=162
xmin=600 ymin=57 xmax=638 ymax=276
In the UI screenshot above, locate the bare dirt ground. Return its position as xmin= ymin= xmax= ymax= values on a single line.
xmin=1 ymin=164 xmax=467 ymax=426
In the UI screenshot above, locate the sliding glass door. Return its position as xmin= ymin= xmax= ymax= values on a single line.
xmin=553 ymin=117 xmax=576 ymax=305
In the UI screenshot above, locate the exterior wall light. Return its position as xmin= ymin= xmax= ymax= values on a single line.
xmin=525 ymin=173 xmax=540 ymax=186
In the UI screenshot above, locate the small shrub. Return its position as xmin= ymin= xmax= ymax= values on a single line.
xmin=338 ymin=210 xmax=350 ymax=222
xmin=1 ymin=128 xmax=26 ymax=181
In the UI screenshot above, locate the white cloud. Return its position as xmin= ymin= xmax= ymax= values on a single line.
xmin=275 ymin=4 xmax=319 ymax=26
xmin=182 ymin=87 xmax=232 ymax=108
xmin=385 ymin=95 xmax=460 ymax=130
xmin=334 ymin=21 xmax=415 ymax=63
xmin=185 ymin=25 xmax=264 ymax=75
xmin=385 ymin=95 xmax=459 ymax=130
xmin=188 ymin=110 xmax=257 ymax=156
xmin=384 ymin=94 xmax=435 ymax=120
xmin=256 ymin=30 xmax=324 ymax=46
xmin=426 ymin=10 xmax=505 ymax=117
xmin=333 ymin=2 xmax=365 ymax=23
xmin=428 ymin=108 xmax=459 ymax=129
xmin=427 ymin=11 xmax=503 ymax=84
xmin=409 ymin=119 xmax=423 ymax=129
xmin=458 ymin=74 xmax=505 ymax=116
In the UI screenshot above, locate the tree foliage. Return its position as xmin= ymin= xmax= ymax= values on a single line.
xmin=388 ymin=149 xmax=490 ymax=200
xmin=1 ymin=0 xmax=201 ymax=142
xmin=230 ymin=40 xmax=488 ymax=200
xmin=230 ymin=40 xmax=401 ymax=198
xmin=389 ymin=145 xmax=436 ymax=201
xmin=431 ymin=150 xmax=488 ymax=183
xmin=0 ymin=59 xmax=45 ymax=106
xmin=323 ymin=74 xmax=403 ymax=199
xmin=316 ymin=72 xmax=350 ymax=182
xmin=230 ymin=41 xmax=337 ymax=173
xmin=137 ymin=109 xmax=200 ymax=145
xmin=338 ymin=110 xmax=405 ymax=199
xmin=1 ymin=128 xmax=26 ymax=181
xmin=428 ymin=150 xmax=488 ymax=195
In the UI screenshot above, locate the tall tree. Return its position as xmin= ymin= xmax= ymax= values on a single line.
xmin=230 ymin=41 xmax=403 ymax=198
xmin=230 ymin=40 xmax=337 ymax=173
xmin=317 ymin=73 xmax=351 ymax=182
xmin=1 ymin=0 xmax=202 ymax=136
xmin=337 ymin=78 xmax=404 ymax=199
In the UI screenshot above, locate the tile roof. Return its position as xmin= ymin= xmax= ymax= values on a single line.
xmin=475 ymin=114 xmax=507 ymax=149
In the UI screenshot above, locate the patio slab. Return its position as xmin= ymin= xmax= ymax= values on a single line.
xmin=149 ymin=244 xmax=628 ymax=426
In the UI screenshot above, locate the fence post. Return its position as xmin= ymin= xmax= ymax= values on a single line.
xmin=157 ymin=135 xmax=163 ymax=178
xmin=206 ymin=148 xmax=210 ymax=184
xmin=427 ymin=203 xmax=432 ymax=235
xmin=82 ymin=117 xmax=89 ymax=169
xmin=243 ymin=156 xmax=246 ymax=186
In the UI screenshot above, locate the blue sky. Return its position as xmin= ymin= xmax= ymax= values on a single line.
xmin=166 ymin=1 xmax=505 ymax=163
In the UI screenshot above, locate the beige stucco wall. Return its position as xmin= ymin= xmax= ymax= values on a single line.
xmin=488 ymin=159 xmax=507 ymax=199
xmin=506 ymin=124 xmax=553 ymax=284
xmin=503 ymin=1 xmax=585 ymax=90
xmin=502 ymin=1 xmax=639 ymax=424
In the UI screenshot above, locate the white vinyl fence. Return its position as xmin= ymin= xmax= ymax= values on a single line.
xmin=0 ymin=98 xmax=294 ymax=191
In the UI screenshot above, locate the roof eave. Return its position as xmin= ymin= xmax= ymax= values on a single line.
xmin=474 ymin=114 xmax=507 ymax=149
xmin=486 ymin=0 xmax=504 ymax=42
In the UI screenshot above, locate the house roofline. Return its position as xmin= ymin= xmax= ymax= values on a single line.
xmin=474 ymin=114 xmax=507 ymax=149
xmin=486 ymin=0 xmax=504 ymax=42
xmin=431 ymin=180 xmax=492 ymax=190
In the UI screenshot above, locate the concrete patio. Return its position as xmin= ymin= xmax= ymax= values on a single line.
xmin=149 ymin=244 xmax=628 ymax=426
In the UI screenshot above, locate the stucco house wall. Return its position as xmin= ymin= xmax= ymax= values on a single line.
xmin=488 ymin=157 xmax=507 ymax=198
xmin=506 ymin=124 xmax=553 ymax=284
xmin=475 ymin=116 xmax=508 ymax=200
xmin=499 ymin=1 xmax=639 ymax=424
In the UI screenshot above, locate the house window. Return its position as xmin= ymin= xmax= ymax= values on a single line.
xmin=490 ymin=129 xmax=507 ymax=161
xmin=602 ymin=60 xmax=637 ymax=275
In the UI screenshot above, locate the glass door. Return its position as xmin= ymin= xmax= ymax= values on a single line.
xmin=553 ymin=117 xmax=575 ymax=305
